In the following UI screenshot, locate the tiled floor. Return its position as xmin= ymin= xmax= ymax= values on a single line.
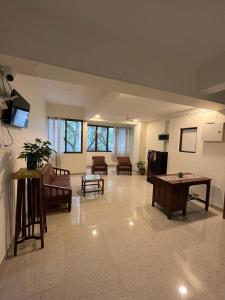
xmin=0 ymin=170 xmax=225 ymax=299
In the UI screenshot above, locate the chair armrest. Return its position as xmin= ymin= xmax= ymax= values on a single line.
xmin=52 ymin=167 xmax=70 ymax=175
xmin=43 ymin=184 xmax=71 ymax=191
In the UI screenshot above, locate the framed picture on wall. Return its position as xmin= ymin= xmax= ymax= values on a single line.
xmin=179 ymin=127 xmax=197 ymax=153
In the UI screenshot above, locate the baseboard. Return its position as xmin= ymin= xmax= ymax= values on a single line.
xmin=0 ymin=238 xmax=14 ymax=266
xmin=209 ymin=202 xmax=223 ymax=211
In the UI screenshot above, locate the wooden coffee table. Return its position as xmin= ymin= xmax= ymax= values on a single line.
xmin=81 ymin=174 xmax=104 ymax=196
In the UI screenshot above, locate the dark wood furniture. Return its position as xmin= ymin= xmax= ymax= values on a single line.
xmin=147 ymin=150 xmax=168 ymax=183
xmin=13 ymin=168 xmax=46 ymax=256
xmin=92 ymin=156 xmax=108 ymax=175
xmin=81 ymin=174 xmax=104 ymax=196
xmin=152 ymin=173 xmax=212 ymax=219
xmin=42 ymin=164 xmax=72 ymax=213
xmin=117 ymin=156 xmax=132 ymax=175
xmin=223 ymin=194 xmax=225 ymax=219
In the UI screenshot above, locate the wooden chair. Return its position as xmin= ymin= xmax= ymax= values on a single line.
xmin=92 ymin=156 xmax=108 ymax=175
xmin=117 ymin=157 xmax=132 ymax=175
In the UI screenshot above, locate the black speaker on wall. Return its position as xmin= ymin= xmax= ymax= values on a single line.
xmin=158 ymin=134 xmax=169 ymax=141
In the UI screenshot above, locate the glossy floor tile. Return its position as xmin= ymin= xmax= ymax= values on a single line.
xmin=0 ymin=169 xmax=225 ymax=299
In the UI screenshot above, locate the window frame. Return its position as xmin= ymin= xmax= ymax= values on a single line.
xmin=64 ymin=118 xmax=83 ymax=154
xmin=87 ymin=124 xmax=113 ymax=152
xmin=179 ymin=127 xmax=197 ymax=154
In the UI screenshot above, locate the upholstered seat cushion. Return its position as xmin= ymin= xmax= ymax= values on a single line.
xmin=118 ymin=165 xmax=131 ymax=169
xmin=93 ymin=165 xmax=106 ymax=170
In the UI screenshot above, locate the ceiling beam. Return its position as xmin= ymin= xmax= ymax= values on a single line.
xmin=84 ymin=91 xmax=119 ymax=120
xmin=0 ymin=54 xmax=224 ymax=111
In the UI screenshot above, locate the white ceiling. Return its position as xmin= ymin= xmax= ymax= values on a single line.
xmin=1 ymin=0 xmax=225 ymax=67
xmin=38 ymin=77 xmax=194 ymax=122
xmin=1 ymin=1 xmax=225 ymax=101
xmin=12 ymin=74 xmax=194 ymax=123
xmin=38 ymin=78 xmax=106 ymax=108
xmin=98 ymin=94 xmax=193 ymax=122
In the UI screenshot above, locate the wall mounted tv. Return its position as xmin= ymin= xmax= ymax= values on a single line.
xmin=2 ymin=90 xmax=30 ymax=128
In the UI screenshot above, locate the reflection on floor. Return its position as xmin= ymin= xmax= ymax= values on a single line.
xmin=0 ymin=171 xmax=225 ymax=300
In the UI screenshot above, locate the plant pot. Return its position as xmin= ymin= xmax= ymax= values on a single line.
xmin=27 ymin=154 xmax=38 ymax=170
xmin=139 ymin=168 xmax=146 ymax=175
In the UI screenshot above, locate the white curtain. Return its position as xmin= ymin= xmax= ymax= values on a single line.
xmin=112 ymin=127 xmax=131 ymax=160
xmin=48 ymin=118 xmax=65 ymax=168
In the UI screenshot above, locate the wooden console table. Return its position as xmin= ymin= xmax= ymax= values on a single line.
xmin=152 ymin=173 xmax=212 ymax=219
xmin=13 ymin=168 xmax=46 ymax=255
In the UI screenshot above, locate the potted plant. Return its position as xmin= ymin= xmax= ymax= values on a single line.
xmin=136 ymin=161 xmax=146 ymax=175
xmin=18 ymin=138 xmax=55 ymax=170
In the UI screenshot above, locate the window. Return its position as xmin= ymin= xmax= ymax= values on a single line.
xmin=48 ymin=118 xmax=83 ymax=153
xmin=87 ymin=125 xmax=113 ymax=152
xmin=65 ymin=119 xmax=83 ymax=153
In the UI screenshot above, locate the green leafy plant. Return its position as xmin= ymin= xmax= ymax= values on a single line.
xmin=136 ymin=160 xmax=146 ymax=175
xmin=18 ymin=138 xmax=55 ymax=169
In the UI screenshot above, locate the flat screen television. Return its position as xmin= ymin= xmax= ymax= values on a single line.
xmin=2 ymin=90 xmax=30 ymax=128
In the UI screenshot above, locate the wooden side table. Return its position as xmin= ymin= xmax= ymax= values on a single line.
xmin=13 ymin=168 xmax=47 ymax=255
xmin=81 ymin=174 xmax=104 ymax=196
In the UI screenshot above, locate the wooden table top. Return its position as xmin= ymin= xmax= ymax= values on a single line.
xmin=155 ymin=173 xmax=212 ymax=185
xmin=12 ymin=168 xmax=43 ymax=179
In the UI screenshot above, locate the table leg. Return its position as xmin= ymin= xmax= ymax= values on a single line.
xmin=83 ymin=182 xmax=86 ymax=196
xmin=152 ymin=186 xmax=155 ymax=207
xmin=102 ymin=180 xmax=104 ymax=194
xmin=168 ymin=212 xmax=172 ymax=220
xmin=205 ymin=182 xmax=210 ymax=211
xmin=14 ymin=180 xmax=23 ymax=256
xmin=223 ymin=194 xmax=225 ymax=219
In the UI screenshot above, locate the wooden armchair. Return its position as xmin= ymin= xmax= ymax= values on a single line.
xmin=117 ymin=157 xmax=132 ymax=175
xmin=92 ymin=156 xmax=108 ymax=175
xmin=42 ymin=164 xmax=72 ymax=213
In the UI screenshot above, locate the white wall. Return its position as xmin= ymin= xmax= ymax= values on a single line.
xmin=145 ymin=120 xmax=167 ymax=164
xmin=131 ymin=123 xmax=141 ymax=170
xmin=47 ymin=102 xmax=84 ymax=119
xmin=0 ymin=74 xmax=47 ymax=263
xmin=145 ymin=110 xmax=225 ymax=208
xmin=168 ymin=110 xmax=225 ymax=208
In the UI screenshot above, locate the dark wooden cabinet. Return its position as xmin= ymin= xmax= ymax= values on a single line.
xmin=147 ymin=150 xmax=168 ymax=183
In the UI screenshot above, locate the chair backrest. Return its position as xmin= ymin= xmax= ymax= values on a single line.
xmin=117 ymin=156 xmax=131 ymax=166
xmin=92 ymin=156 xmax=106 ymax=166
xmin=42 ymin=163 xmax=56 ymax=184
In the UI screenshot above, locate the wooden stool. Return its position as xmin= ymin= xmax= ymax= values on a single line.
xmin=13 ymin=169 xmax=47 ymax=256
